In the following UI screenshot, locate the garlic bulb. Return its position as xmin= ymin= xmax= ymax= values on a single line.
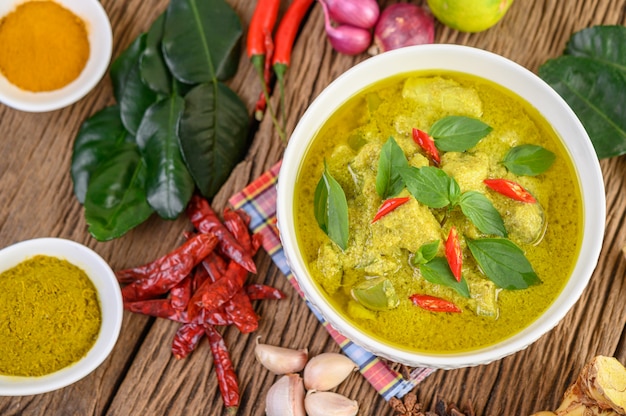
xmin=304 ymin=391 xmax=359 ymax=416
xmin=265 ymin=374 xmax=306 ymax=416
xmin=255 ymin=338 xmax=308 ymax=375
xmin=303 ymin=352 xmax=357 ymax=391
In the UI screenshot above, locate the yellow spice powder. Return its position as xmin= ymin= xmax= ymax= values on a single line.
xmin=0 ymin=0 xmax=90 ymax=92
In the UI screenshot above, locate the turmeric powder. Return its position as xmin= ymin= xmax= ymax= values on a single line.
xmin=0 ymin=0 xmax=90 ymax=92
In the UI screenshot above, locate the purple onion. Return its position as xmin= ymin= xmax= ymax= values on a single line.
xmin=324 ymin=0 xmax=380 ymax=29
xmin=319 ymin=0 xmax=372 ymax=56
xmin=372 ymin=3 xmax=435 ymax=54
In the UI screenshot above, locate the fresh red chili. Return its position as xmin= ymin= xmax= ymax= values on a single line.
xmin=247 ymin=0 xmax=280 ymax=63
xmin=245 ymin=284 xmax=286 ymax=300
xmin=272 ymin=0 xmax=314 ymax=72
xmin=172 ymin=323 xmax=205 ymax=360
xmin=206 ymin=325 xmax=240 ymax=412
xmin=483 ymin=178 xmax=537 ymax=203
xmin=121 ymin=233 xmax=218 ymax=302
xmin=445 ymin=226 xmax=462 ymax=282
xmin=371 ymin=196 xmax=411 ymax=223
xmin=412 ymin=128 xmax=441 ymax=166
xmin=187 ymin=194 xmax=256 ymax=273
xmin=410 ymin=294 xmax=462 ymax=313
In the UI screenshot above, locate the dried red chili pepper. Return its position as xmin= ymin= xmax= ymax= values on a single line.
xmin=170 ymin=274 xmax=193 ymax=311
xmin=412 ymin=128 xmax=441 ymax=165
xmin=223 ymin=207 xmax=253 ymax=252
xmin=371 ymin=196 xmax=411 ymax=223
xmin=224 ymin=290 xmax=259 ymax=334
xmin=201 ymin=252 xmax=226 ymax=283
xmin=187 ymin=195 xmax=256 ymax=273
xmin=445 ymin=226 xmax=462 ymax=282
xmin=124 ymin=299 xmax=187 ymax=322
xmin=172 ymin=323 xmax=205 ymax=360
xmin=205 ymin=325 xmax=240 ymax=413
xmin=245 ymin=284 xmax=286 ymax=300
xmin=483 ymin=178 xmax=537 ymax=203
xmin=410 ymin=294 xmax=462 ymax=313
xmin=121 ymin=233 xmax=219 ymax=302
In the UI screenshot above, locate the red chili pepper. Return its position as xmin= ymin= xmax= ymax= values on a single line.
xmin=187 ymin=195 xmax=257 ymax=273
xmin=484 ymin=178 xmax=537 ymax=203
xmin=412 ymin=128 xmax=441 ymax=166
xmin=410 ymin=294 xmax=462 ymax=313
xmin=371 ymin=196 xmax=411 ymax=223
xmin=171 ymin=323 xmax=205 ymax=360
xmin=445 ymin=226 xmax=462 ymax=282
xmin=170 ymin=274 xmax=193 ymax=311
xmin=124 ymin=299 xmax=187 ymax=322
xmin=205 ymin=325 xmax=240 ymax=412
xmin=201 ymin=252 xmax=227 ymax=283
xmin=223 ymin=207 xmax=253 ymax=253
xmin=245 ymin=284 xmax=286 ymax=300
xmin=121 ymin=233 xmax=219 ymax=302
xmin=224 ymin=290 xmax=259 ymax=334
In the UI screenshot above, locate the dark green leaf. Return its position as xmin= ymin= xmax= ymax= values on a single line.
xmin=178 ymin=82 xmax=250 ymax=198
xmin=419 ymin=257 xmax=470 ymax=298
xmin=71 ymin=105 xmax=133 ymax=204
xmin=140 ymin=13 xmax=172 ymax=95
xmin=110 ymin=34 xmax=158 ymax=135
xmin=412 ymin=240 xmax=440 ymax=265
xmin=376 ymin=137 xmax=409 ymax=199
xmin=467 ymin=238 xmax=541 ymax=290
xmin=430 ymin=116 xmax=492 ymax=152
xmin=136 ymin=96 xmax=195 ymax=219
xmin=162 ymin=0 xmax=242 ymax=84
xmin=314 ymin=163 xmax=349 ymax=250
xmin=399 ymin=166 xmax=459 ymax=209
xmin=84 ymin=143 xmax=154 ymax=241
xmin=565 ymin=26 xmax=626 ymax=75
xmin=459 ymin=191 xmax=507 ymax=237
xmin=502 ymin=144 xmax=556 ymax=176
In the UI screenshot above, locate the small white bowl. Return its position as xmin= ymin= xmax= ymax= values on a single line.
xmin=0 ymin=238 xmax=123 ymax=396
xmin=277 ymin=44 xmax=606 ymax=369
xmin=0 ymin=0 xmax=112 ymax=112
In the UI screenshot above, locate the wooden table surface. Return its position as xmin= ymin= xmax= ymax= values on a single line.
xmin=0 ymin=0 xmax=625 ymax=415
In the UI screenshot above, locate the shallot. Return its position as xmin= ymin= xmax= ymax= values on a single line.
xmin=323 ymin=0 xmax=380 ymax=29
xmin=371 ymin=3 xmax=435 ymax=54
xmin=319 ymin=0 xmax=372 ymax=55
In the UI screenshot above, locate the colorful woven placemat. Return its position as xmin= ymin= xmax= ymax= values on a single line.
xmin=229 ymin=161 xmax=435 ymax=400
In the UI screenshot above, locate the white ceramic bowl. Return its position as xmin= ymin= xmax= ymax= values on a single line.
xmin=276 ymin=44 xmax=606 ymax=369
xmin=0 ymin=238 xmax=123 ymax=395
xmin=0 ymin=0 xmax=112 ymax=112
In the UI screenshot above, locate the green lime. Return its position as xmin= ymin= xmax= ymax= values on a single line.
xmin=351 ymin=277 xmax=400 ymax=311
xmin=426 ymin=0 xmax=514 ymax=33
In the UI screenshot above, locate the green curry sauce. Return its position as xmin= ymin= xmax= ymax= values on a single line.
xmin=294 ymin=72 xmax=583 ymax=353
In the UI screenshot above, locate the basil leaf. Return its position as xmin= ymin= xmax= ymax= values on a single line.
xmin=502 ymin=144 xmax=556 ymax=176
xmin=179 ymin=82 xmax=250 ymax=199
xmin=412 ymin=240 xmax=440 ymax=265
xmin=376 ymin=137 xmax=409 ymax=199
xmin=430 ymin=116 xmax=492 ymax=152
xmin=140 ymin=13 xmax=172 ymax=95
xmin=399 ymin=166 xmax=458 ymax=208
xmin=459 ymin=191 xmax=507 ymax=237
xmin=71 ymin=105 xmax=132 ymax=204
xmin=162 ymin=0 xmax=242 ymax=84
xmin=314 ymin=163 xmax=349 ymax=250
xmin=419 ymin=257 xmax=470 ymax=298
xmin=565 ymin=26 xmax=626 ymax=74
xmin=136 ymin=96 xmax=195 ymax=219
xmin=84 ymin=143 xmax=154 ymax=241
xmin=467 ymin=238 xmax=541 ymax=290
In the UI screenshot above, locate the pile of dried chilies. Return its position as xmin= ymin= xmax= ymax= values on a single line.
xmin=117 ymin=194 xmax=285 ymax=414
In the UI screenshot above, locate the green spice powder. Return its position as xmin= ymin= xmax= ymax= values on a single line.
xmin=0 ymin=255 xmax=102 ymax=377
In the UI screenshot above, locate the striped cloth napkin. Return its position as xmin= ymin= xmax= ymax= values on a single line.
xmin=229 ymin=161 xmax=435 ymax=400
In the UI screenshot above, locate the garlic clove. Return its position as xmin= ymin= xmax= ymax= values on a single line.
xmin=304 ymin=391 xmax=359 ymax=416
xmin=265 ymin=374 xmax=306 ymax=416
xmin=254 ymin=337 xmax=308 ymax=375
xmin=303 ymin=352 xmax=357 ymax=391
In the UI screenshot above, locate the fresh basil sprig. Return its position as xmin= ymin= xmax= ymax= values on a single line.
xmin=430 ymin=116 xmax=493 ymax=152
xmin=419 ymin=257 xmax=470 ymax=298
xmin=314 ymin=162 xmax=349 ymax=250
xmin=412 ymin=240 xmax=440 ymax=265
xmin=467 ymin=238 xmax=541 ymax=290
xmin=459 ymin=191 xmax=507 ymax=237
xmin=376 ymin=137 xmax=409 ymax=199
xmin=502 ymin=144 xmax=556 ymax=176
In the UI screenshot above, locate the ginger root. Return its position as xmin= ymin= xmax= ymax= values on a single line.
xmin=532 ymin=356 xmax=626 ymax=415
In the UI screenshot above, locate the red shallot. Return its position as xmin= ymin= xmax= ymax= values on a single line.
xmin=319 ymin=0 xmax=372 ymax=55
xmin=371 ymin=3 xmax=435 ymax=54
xmin=323 ymin=0 xmax=379 ymax=29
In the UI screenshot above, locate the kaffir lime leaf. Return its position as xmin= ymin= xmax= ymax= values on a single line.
xmin=426 ymin=0 xmax=514 ymax=33
xmin=351 ymin=277 xmax=400 ymax=311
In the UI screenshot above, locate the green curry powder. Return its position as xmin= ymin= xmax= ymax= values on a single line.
xmin=0 ymin=255 xmax=102 ymax=376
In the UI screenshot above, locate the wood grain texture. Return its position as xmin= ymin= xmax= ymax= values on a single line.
xmin=0 ymin=0 xmax=624 ymax=415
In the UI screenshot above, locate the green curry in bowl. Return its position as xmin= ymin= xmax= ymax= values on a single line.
xmin=294 ymin=72 xmax=582 ymax=353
